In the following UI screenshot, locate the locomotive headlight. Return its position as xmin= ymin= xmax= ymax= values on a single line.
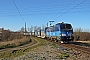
xmin=60 ymin=34 xmax=66 ymax=36
xmin=62 ymin=34 xmax=66 ymax=36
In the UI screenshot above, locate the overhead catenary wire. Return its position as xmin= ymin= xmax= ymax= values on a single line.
xmin=0 ymin=0 xmax=89 ymax=17
xmin=0 ymin=7 xmax=89 ymax=16
xmin=51 ymin=0 xmax=76 ymax=19
xmin=0 ymin=9 xmax=89 ymax=17
xmin=0 ymin=2 xmax=90 ymax=12
xmin=0 ymin=10 xmax=90 ymax=17
xmin=53 ymin=0 xmax=87 ymax=20
xmin=0 ymin=6 xmax=90 ymax=14
xmin=12 ymin=0 xmax=25 ymax=22
xmin=12 ymin=0 xmax=27 ymax=34
xmin=0 ymin=3 xmax=90 ymax=12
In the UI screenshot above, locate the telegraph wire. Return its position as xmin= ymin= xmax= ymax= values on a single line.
xmin=12 ymin=0 xmax=25 ymax=22
xmin=54 ymin=0 xmax=87 ymax=20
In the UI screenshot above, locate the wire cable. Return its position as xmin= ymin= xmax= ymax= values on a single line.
xmin=54 ymin=0 xmax=87 ymax=20
xmin=0 ymin=0 xmax=89 ymax=17
xmin=51 ymin=0 xmax=76 ymax=19
xmin=12 ymin=0 xmax=25 ymax=22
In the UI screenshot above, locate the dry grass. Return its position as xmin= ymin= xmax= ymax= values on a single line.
xmin=0 ymin=37 xmax=29 ymax=46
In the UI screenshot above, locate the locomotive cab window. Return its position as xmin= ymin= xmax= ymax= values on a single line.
xmin=60 ymin=24 xmax=72 ymax=30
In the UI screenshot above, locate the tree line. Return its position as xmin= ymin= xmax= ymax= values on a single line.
xmin=0 ymin=27 xmax=90 ymax=41
xmin=0 ymin=28 xmax=23 ymax=41
xmin=73 ymin=28 xmax=90 ymax=41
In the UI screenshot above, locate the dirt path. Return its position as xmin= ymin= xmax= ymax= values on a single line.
xmin=0 ymin=38 xmax=39 ymax=53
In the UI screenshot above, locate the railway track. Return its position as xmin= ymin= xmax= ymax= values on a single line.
xmin=61 ymin=43 xmax=90 ymax=55
xmin=48 ymin=39 xmax=90 ymax=55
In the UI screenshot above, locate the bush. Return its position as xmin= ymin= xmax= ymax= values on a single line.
xmin=0 ymin=45 xmax=4 ymax=49
xmin=59 ymin=52 xmax=69 ymax=59
xmin=74 ymin=28 xmax=90 ymax=41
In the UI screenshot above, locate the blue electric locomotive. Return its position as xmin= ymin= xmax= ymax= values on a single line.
xmin=45 ymin=22 xmax=74 ymax=43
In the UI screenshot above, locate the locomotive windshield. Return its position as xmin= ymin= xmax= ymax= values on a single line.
xmin=60 ymin=24 xmax=72 ymax=30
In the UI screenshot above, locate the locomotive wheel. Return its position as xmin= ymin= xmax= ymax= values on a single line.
xmin=55 ymin=40 xmax=58 ymax=42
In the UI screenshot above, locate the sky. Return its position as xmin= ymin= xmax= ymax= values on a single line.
xmin=0 ymin=0 xmax=90 ymax=31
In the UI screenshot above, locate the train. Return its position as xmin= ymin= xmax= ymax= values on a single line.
xmin=27 ymin=22 xmax=74 ymax=43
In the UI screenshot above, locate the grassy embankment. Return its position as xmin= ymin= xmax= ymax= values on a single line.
xmin=0 ymin=36 xmax=49 ymax=58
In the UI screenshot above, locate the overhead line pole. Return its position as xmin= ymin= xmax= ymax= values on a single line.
xmin=49 ymin=21 xmax=54 ymax=26
xmin=49 ymin=21 xmax=54 ymax=38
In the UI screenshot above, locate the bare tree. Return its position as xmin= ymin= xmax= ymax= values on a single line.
xmin=20 ymin=27 xmax=24 ymax=33
xmin=74 ymin=28 xmax=83 ymax=32
xmin=37 ymin=27 xmax=41 ymax=30
xmin=34 ymin=26 xmax=38 ymax=31
xmin=74 ymin=28 xmax=90 ymax=41
xmin=42 ymin=24 xmax=46 ymax=30
xmin=29 ymin=26 xmax=33 ymax=35
xmin=74 ymin=28 xmax=82 ymax=40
